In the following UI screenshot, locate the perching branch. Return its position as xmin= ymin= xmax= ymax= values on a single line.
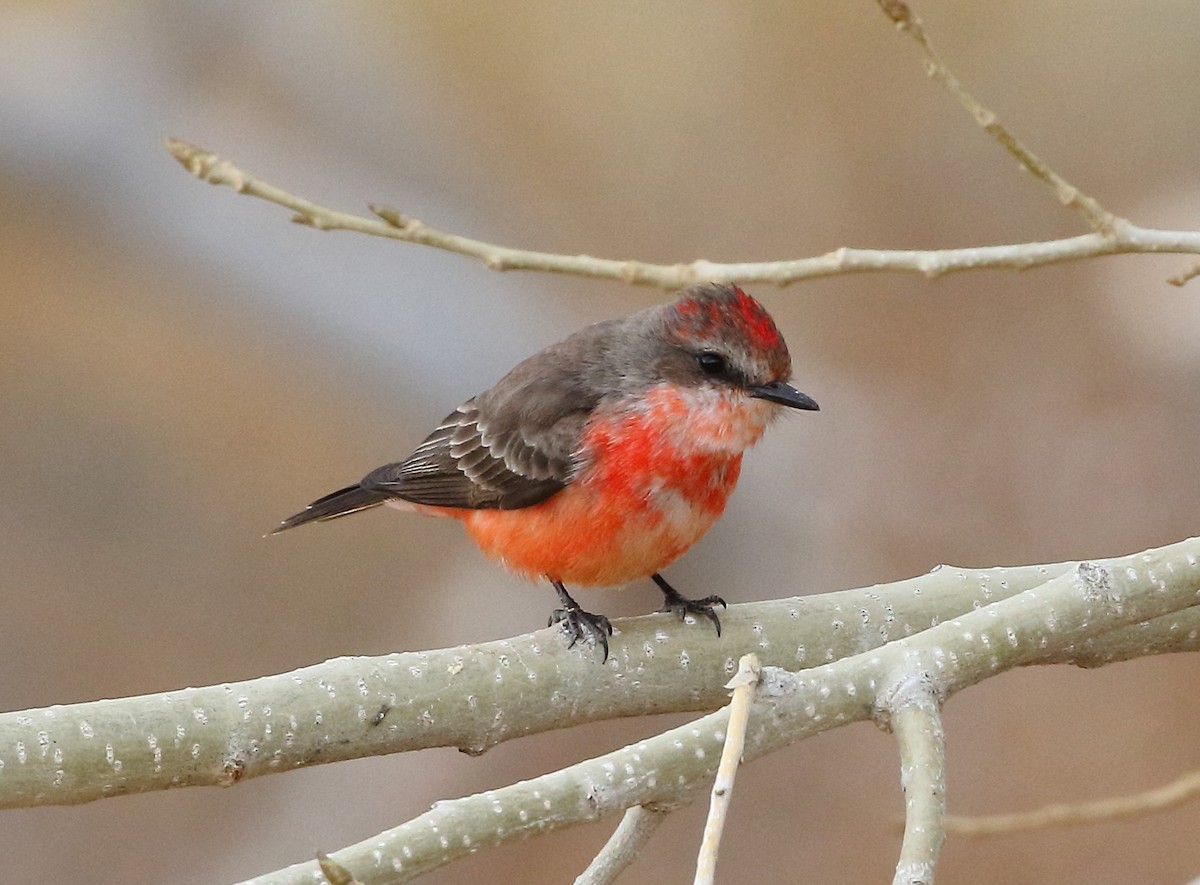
xmin=238 ymin=538 xmax=1200 ymax=884
xmin=5 ymin=552 xmax=1199 ymax=811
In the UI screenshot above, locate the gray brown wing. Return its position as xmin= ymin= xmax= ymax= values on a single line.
xmin=278 ymin=317 xmax=625 ymax=523
xmin=363 ymin=318 xmax=622 ymax=510
xmin=361 ymin=397 xmax=587 ymax=510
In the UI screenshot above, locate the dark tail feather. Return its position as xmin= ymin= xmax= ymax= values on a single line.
xmin=271 ymin=485 xmax=388 ymax=534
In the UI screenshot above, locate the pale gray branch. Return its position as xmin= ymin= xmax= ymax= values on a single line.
xmin=3 ymin=553 xmax=1200 ymax=810
xmin=1046 ymin=605 xmax=1200 ymax=667
xmin=242 ymin=539 xmax=1200 ymax=884
xmin=166 ymin=139 xmax=1200 ymax=290
xmin=880 ymin=656 xmax=946 ymax=885
xmin=575 ymin=805 xmax=670 ymax=885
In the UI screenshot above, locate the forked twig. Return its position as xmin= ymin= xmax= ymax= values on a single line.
xmin=167 ymin=136 xmax=1200 ymax=290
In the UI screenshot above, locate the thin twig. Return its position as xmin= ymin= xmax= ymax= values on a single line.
xmin=166 ymin=139 xmax=1200 ymax=290
xmin=1168 ymin=261 xmax=1200 ymax=287
xmin=693 ymin=654 xmax=761 ymax=885
xmin=877 ymin=0 xmax=1118 ymax=234
xmin=944 ymin=769 xmax=1200 ymax=837
xmin=575 ymin=805 xmax=670 ymax=885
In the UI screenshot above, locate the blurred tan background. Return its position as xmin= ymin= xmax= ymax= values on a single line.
xmin=2 ymin=2 xmax=1199 ymax=883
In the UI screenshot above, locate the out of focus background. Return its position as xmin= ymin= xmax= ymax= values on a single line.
xmin=3 ymin=2 xmax=1199 ymax=883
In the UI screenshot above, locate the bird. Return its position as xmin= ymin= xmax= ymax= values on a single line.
xmin=273 ymin=283 xmax=818 ymax=660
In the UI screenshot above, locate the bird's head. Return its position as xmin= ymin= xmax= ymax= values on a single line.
xmin=646 ymin=283 xmax=819 ymax=412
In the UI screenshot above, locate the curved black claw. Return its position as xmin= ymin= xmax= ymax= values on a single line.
xmin=549 ymin=581 xmax=614 ymax=661
xmin=651 ymin=573 xmax=726 ymax=637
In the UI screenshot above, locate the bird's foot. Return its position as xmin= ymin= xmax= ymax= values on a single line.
xmin=549 ymin=581 xmax=613 ymax=661
xmin=652 ymin=573 xmax=726 ymax=636
xmin=549 ymin=607 xmax=613 ymax=659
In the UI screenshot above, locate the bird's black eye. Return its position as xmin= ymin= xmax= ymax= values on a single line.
xmin=696 ymin=351 xmax=727 ymax=376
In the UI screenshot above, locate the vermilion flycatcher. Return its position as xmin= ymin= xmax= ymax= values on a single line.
xmin=274 ymin=283 xmax=817 ymax=659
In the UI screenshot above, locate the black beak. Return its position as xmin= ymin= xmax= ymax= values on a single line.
xmin=749 ymin=381 xmax=819 ymax=411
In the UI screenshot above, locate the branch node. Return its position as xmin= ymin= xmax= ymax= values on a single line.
xmin=316 ymin=852 xmax=360 ymax=885
xmin=165 ymin=137 xmax=208 ymax=176
xmin=874 ymin=654 xmax=943 ymax=730
xmin=974 ymin=108 xmax=996 ymax=128
xmin=878 ymin=0 xmax=912 ymax=26
xmin=167 ymin=139 xmax=246 ymax=192
xmin=689 ymin=259 xmax=720 ymax=285
xmin=218 ymin=755 xmax=247 ymax=787
xmin=575 ymin=804 xmax=670 ymax=885
xmin=1074 ymin=561 xmax=1117 ymax=610
xmin=1057 ymin=184 xmax=1080 ymax=207
xmin=1168 ymin=261 xmax=1200 ymax=287
xmin=368 ymin=203 xmax=412 ymax=229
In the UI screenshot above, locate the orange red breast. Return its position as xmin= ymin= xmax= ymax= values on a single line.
xmin=449 ymin=383 xmax=779 ymax=586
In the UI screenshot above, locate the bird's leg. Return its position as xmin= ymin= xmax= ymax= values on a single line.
xmin=548 ymin=580 xmax=613 ymax=661
xmin=651 ymin=573 xmax=726 ymax=636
